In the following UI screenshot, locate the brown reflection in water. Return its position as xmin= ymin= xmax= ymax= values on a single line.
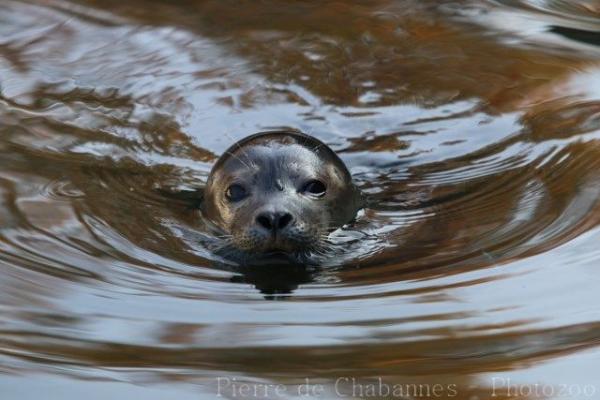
xmin=2 ymin=321 xmax=598 ymax=398
xmin=0 ymin=0 xmax=600 ymax=399
xmin=71 ymin=0 xmax=595 ymax=111
xmin=344 ymin=139 xmax=600 ymax=283
xmin=47 ymin=0 xmax=600 ymax=285
xmin=11 ymin=0 xmax=597 ymax=281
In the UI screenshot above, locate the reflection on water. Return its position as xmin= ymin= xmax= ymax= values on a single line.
xmin=1 ymin=0 xmax=600 ymax=398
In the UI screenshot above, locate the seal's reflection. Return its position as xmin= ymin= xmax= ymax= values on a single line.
xmin=231 ymin=264 xmax=316 ymax=299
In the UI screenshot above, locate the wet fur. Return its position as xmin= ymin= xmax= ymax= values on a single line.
xmin=201 ymin=129 xmax=363 ymax=265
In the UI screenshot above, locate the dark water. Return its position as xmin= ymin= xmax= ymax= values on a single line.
xmin=1 ymin=0 xmax=600 ymax=399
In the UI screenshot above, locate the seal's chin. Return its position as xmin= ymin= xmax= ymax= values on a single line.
xmin=253 ymin=249 xmax=304 ymax=265
xmin=262 ymin=249 xmax=289 ymax=257
xmin=221 ymin=246 xmax=317 ymax=266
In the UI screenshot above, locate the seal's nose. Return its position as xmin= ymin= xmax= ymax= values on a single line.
xmin=256 ymin=211 xmax=293 ymax=232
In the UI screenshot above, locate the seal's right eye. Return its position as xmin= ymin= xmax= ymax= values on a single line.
xmin=301 ymin=179 xmax=327 ymax=198
xmin=225 ymin=184 xmax=247 ymax=202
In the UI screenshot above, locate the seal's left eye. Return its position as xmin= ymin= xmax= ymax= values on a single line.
xmin=301 ymin=180 xmax=326 ymax=197
xmin=225 ymin=184 xmax=247 ymax=202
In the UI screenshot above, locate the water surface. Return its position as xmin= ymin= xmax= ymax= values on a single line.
xmin=1 ymin=0 xmax=600 ymax=398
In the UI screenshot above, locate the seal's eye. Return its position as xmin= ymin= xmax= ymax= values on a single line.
xmin=225 ymin=184 xmax=247 ymax=202
xmin=301 ymin=180 xmax=326 ymax=197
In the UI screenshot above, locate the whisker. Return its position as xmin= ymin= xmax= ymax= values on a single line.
xmin=221 ymin=131 xmax=253 ymax=168
xmin=225 ymin=150 xmax=252 ymax=170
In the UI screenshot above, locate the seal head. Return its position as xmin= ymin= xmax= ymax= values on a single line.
xmin=202 ymin=130 xmax=363 ymax=264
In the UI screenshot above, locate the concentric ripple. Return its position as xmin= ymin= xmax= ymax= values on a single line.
xmin=1 ymin=0 xmax=600 ymax=398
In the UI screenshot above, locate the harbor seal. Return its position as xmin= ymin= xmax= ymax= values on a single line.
xmin=202 ymin=129 xmax=363 ymax=265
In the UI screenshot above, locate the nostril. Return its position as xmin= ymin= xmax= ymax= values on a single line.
xmin=278 ymin=213 xmax=293 ymax=229
xmin=256 ymin=212 xmax=293 ymax=231
xmin=256 ymin=214 xmax=273 ymax=230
